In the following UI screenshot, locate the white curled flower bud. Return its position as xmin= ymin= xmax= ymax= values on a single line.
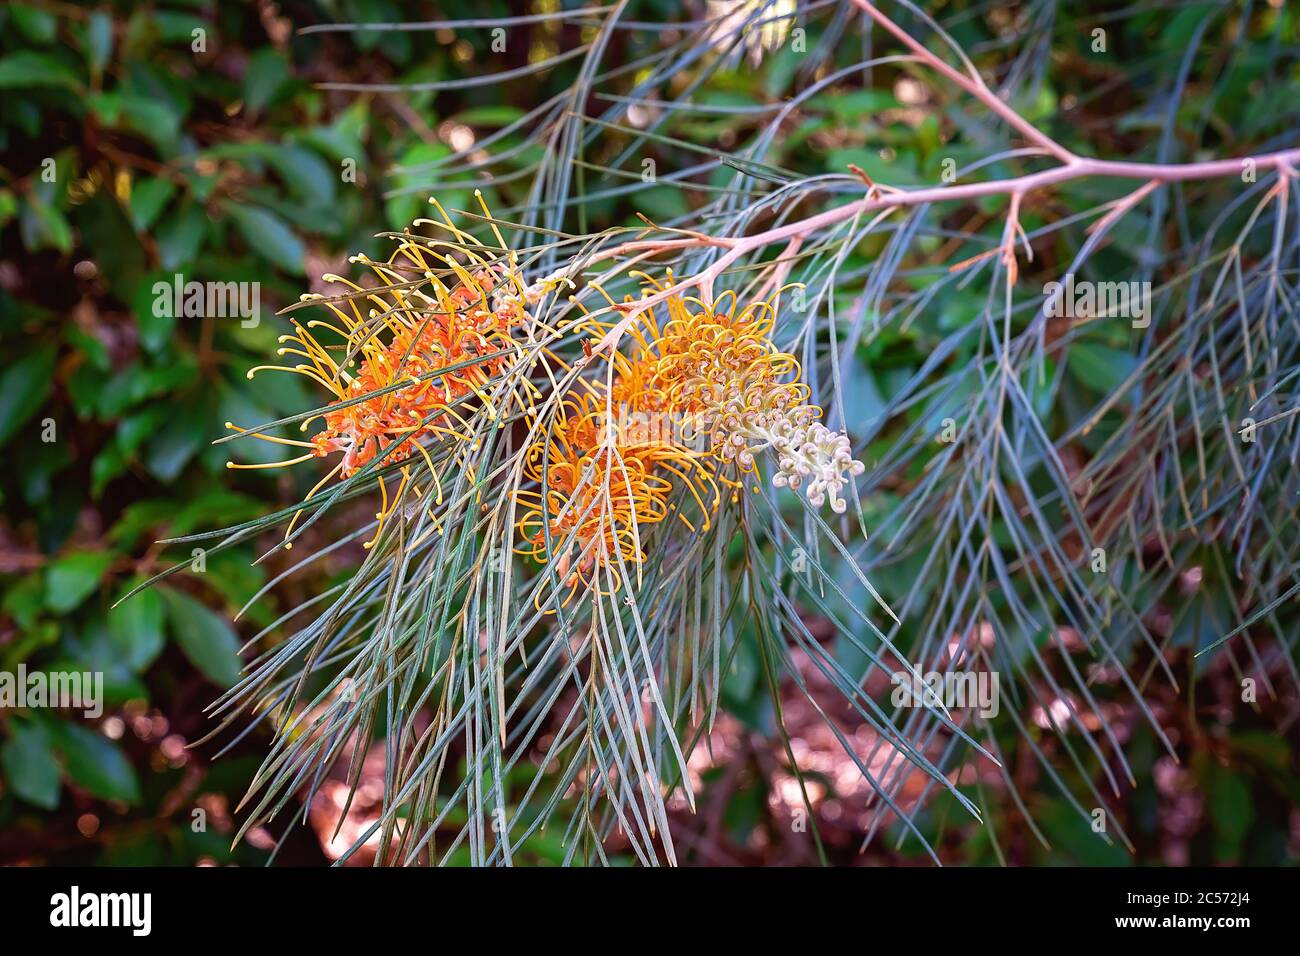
xmin=765 ymin=418 xmax=863 ymax=512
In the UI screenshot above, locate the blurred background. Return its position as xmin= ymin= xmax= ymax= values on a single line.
xmin=1 ymin=0 xmax=1298 ymax=866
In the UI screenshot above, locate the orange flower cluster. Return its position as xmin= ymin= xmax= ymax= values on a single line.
xmin=516 ymin=392 xmax=682 ymax=592
xmin=516 ymin=275 xmax=864 ymax=604
xmin=228 ymin=199 xmax=547 ymax=549
xmin=642 ymin=288 xmax=864 ymax=511
xmin=297 ymin=265 xmax=516 ymax=479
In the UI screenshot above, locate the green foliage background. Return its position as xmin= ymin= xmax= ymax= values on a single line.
xmin=0 ymin=0 xmax=1297 ymax=865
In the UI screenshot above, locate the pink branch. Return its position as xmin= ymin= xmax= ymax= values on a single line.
xmin=849 ymin=0 xmax=1077 ymax=163
xmin=573 ymin=1 xmax=1300 ymax=353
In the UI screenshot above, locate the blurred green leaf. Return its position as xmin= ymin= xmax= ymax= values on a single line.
xmin=243 ymin=48 xmax=290 ymax=113
xmin=144 ymin=401 xmax=206 ymax=482
xmin=109 ymin=585 xmax=167 ymax=672
xmin=1206 ymin=764 xmax=1253 ymax=861
xmin=155 ymin=202 xmax=209 ymax=271
xmin=44 ymin=551 xmax=113 ymax=615
xmin=106 ymin=499 xmax=173 ymax=548
xmin=74 ymin=191 xmax=148 ymax=300
xmin=0 ymin=345 xmax=56 ymax=445
xmin=161 ymin=587 xmax=243 ymax=687
xmin=90 ymin=444 xmax=127 ymax=498
xmin=18 ymin=194 xmax=73 ymax=253
xmin=1 ymin=719 xmax=61 ymax=810
xmin=2 ymin=573 xmax=45 ymax=631
xmin=153 ymin=11 xmax=208 ymax=44
xmin=226 ymin=203 xmax=306 ymax=275
xmin=128 ymin=178 xmax=176 ymax=233
xmin=0 ymin=51 xmax=82 ymax=89
xmin=11 ymin=5 xmax=58 ymax=45
xmin=268 ymin=143 xmax=337 ymax=206
xmin=49 ymin=720 xmax=141 ymax=804
xmin=298 ymin=100 xmax=368 ymax=162
xmin=118 ymin=95 xmax=183 ymax=155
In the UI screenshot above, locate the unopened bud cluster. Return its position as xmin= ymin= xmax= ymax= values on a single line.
xmin=769 ymin=420 xmax=865 ymax=513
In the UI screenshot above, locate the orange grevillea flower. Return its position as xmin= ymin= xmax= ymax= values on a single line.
xmin=636 ymin=287 xmax=804 ymax=451
xmin=228 ymin=197 xmax=551 ymax=549
xmin=517 ymin=273 xmax=865 ymax=605
xmin=515 ymin=392 xmax=683 ymax=597
xmin=606 ymin=275 xmax=865 ymax=512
